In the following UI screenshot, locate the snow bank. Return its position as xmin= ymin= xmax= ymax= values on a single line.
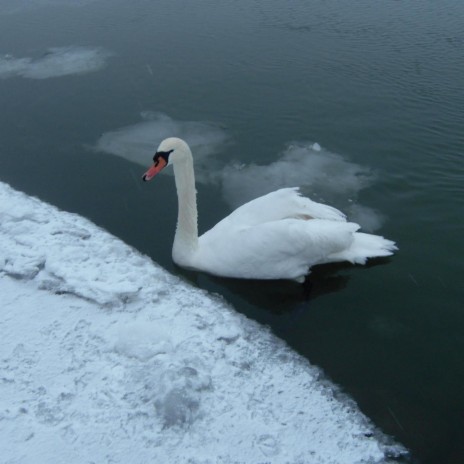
xmin=0 ymin=47 xmax=112 ymax=80
xmin=0 ymin=181 xmax=405 ymax=463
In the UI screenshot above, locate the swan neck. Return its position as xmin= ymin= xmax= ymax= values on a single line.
xmin=172 ymin=154 xmax=198 ymax=259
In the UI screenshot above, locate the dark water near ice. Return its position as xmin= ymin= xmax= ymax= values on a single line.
xmin=0 ymin=1 xmax=463 ymax=462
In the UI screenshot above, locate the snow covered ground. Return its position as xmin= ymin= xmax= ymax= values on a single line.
xmin=0 ymin=181 xmax=405 ymax=463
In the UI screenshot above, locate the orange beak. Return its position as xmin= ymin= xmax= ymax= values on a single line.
xmin=142 ymin=157 xmax=167 ymax=182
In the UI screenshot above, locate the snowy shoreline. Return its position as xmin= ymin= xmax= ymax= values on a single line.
xmin=0 ymin=181 xmax=405 ymax=463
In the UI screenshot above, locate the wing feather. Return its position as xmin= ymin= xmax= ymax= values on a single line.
xmin=210 ymin=188 xmax=346 ymax=235
xmin=197 ymin=217 xmax=358 ymax=280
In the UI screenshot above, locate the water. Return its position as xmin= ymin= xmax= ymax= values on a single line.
xmin=0 ymin=1 xmax=463 ymax=462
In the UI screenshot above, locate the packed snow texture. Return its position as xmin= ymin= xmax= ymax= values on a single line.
xmin=94 ymin=114 xmax=385 ymax=231
xmin=0 ymin=182 xmax=405 ymax=463
xmin=0 ymin=47 xmax=112 ymax=80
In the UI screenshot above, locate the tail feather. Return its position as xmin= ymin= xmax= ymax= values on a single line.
xmin=328 ymin=232 xmax=397 ymax=265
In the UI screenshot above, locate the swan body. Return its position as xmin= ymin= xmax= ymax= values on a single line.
xmin=142 ymin=137 xmax=397 ymax=282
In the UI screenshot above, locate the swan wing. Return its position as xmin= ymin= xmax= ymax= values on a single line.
xmin=214 ymin=188 xmax=346 ymax=232
xmin=196 ymin=218 xmax=359 ymax=281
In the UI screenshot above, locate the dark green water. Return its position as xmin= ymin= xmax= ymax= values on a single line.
xmin=0 ymin=1 xmax=463 ymax=462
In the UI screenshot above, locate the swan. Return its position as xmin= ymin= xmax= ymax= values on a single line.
xmin=142 ymin=137 xmax=397 ymax=282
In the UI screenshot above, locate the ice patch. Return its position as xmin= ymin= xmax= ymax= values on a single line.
xmin=94 ymin=112 xmax=229 ymax=183
xmin=0 ymin=47 xmax=112 ymax=80
xmin=221 ymin=142 xmax=385 ymax=231
xmin=222 ymin=142 xmax=372 ymax=207
xmin=347 ymin=203 xmax=386 ymax=233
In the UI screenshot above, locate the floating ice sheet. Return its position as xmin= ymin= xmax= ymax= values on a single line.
xmin=221 ymin=143 xmax=372 ymax=207
xmin=94 ymin=111 xmax=230 ymax=183
xmin=222 ymin=142 xmax=386 ymax=231
xmin=0 ymin=181 xmax=406 ymax=463
xmin=0 ymin=46 xmax=112 ymax=79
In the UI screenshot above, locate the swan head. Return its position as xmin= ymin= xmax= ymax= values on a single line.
xmin=142 ymin=137 xmax=191 ymax=182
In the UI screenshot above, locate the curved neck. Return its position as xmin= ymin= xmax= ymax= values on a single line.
xmin=172 ymin=153 xmax=199 ymax=262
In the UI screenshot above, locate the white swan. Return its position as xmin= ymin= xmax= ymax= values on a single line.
xmin=142 ymin=137 xmax=397 ymax=282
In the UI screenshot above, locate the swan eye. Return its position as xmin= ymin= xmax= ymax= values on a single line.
xmin=153 ymin=149 xmax=174 ymax=164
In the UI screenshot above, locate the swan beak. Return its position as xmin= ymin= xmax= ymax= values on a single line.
xmin=142 ymin=158 xmax=167 ymax=182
